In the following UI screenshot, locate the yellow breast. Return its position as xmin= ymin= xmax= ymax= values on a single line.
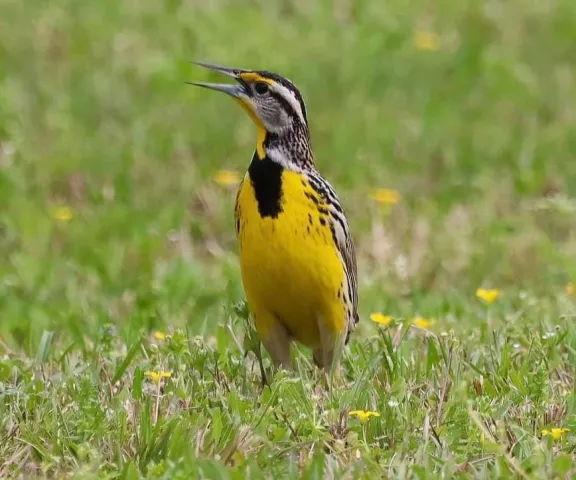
xmin=236 ymin=166 xmax=346 ymax=348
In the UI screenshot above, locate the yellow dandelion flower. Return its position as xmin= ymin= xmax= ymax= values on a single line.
xmin=52 ymin=206 xmax=73 ymax=223
xmin=542 ymin=428 xmax=569 ymax=440
xmin=144 ymin=371 xmax=172 ymax=384
xmin=349 ymin=410 xmax=380 ymax=423
xmin=153 ymin=331 xmax=166 ymax=340
xmin=476 ymin=288 xmax=500 ymax=304
xmin=213 ymin=169 xmax=241 ymax=186
xmin=567 ymin=283 xmax=574 ymax=296
xmin=414 ymin=31 xmax=440 ymax=51
xmin=370 ymin=313 xmax=392 ymax=326
xmin=413 ymin=316 xmax=436 ymax=329
xmin=369 ymin=188 xmax=401 ymax=205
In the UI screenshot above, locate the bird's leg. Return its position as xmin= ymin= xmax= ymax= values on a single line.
xmin=312 ymin=348 xmax=323 ymax=368
xmin=315 ymin=316 xmax=346 ymax=390
xmin=254 ymin=311 xmax=293 ymax=371
xmin=253 ymin=343 xmax=269 ymax=387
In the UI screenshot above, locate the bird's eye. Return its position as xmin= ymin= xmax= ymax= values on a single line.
xmin=254 ymin=82 xmax=269 ymax=95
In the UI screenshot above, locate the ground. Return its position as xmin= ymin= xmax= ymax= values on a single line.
xmin=1 ymin=0 xmax=576 ymax=478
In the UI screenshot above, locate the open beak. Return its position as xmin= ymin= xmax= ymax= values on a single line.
xmin=187 ymin=61 xmax=247 ymax=98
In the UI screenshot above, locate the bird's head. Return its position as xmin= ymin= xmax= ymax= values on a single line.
xmin=189 ymin=61 xmax=311 ymax=163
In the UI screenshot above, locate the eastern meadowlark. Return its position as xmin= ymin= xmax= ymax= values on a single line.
xmin=190 ymin=62 xmax=359 ymax=372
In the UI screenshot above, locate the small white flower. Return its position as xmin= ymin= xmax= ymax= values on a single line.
xmin=388 ymin=399 xmax=399 ymax=407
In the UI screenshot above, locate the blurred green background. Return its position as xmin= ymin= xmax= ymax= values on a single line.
xmin=2 ymin=0 xmax=576 ymax=346
xmin=1 ymin=0 xmax=576 ymax=477
xmin=2 ymin=0 xmax=576 ymax=345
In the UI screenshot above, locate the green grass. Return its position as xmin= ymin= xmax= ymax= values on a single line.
xmin=1 ymin=0 xmax=576 ymax=477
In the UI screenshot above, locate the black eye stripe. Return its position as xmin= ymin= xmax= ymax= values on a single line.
xmin=276 ymin=83 xmax=307 ymax=123
xmin=253 ymin=70 xmax=308 ymax=124
xmin=268 ymin=90 xmax=299 ymax=119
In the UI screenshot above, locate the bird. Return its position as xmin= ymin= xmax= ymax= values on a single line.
xmin=189 ymin=61 xmax=359 ymax=374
